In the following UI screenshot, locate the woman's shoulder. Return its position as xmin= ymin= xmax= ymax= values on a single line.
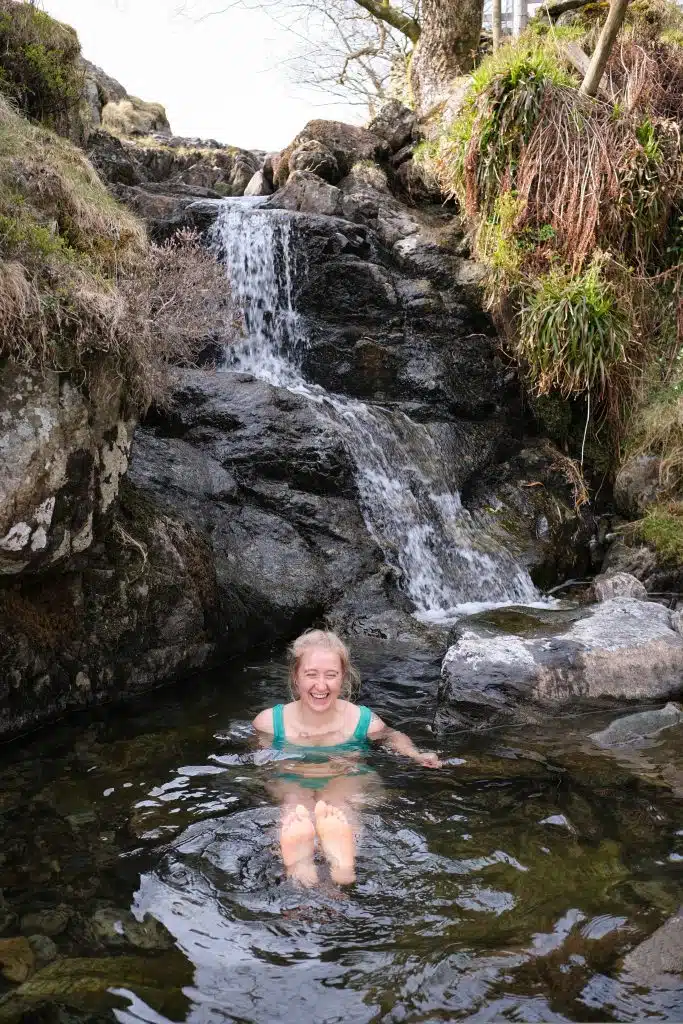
xmin=252 ymin=702 xmax=295 ymax=734
xmin=342 ymin=701 xmax=384 ymax=733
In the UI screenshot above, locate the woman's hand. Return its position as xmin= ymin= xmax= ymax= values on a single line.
xmin=416 ymin=751 xmax=442 ymax=768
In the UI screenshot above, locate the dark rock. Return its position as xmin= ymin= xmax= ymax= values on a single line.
xmin=367 ymin=100 xmax=418 ymax=153
xmin=19 ymin=907 xmax=72 ymax=938
xmin=86 ymin=130 xmax=144 ymax=186
xmin=590 ymin=702 xmax=683 ymax=747
xmin=26 ymin=935 xmax=59 ymax=967
xmin=464 ymin=442 xmax=598 ymax=589
xmin=265 ymin=171 xmax=344 ymax=217
xmin=436 ymin=598 xmax=683 ymax=731
xmin=288 ymin=140 xmax=340 ymax=183
xmin=273 ymin=119 xmax=389 ymax=188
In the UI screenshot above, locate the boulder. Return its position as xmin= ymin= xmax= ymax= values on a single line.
xmin=367 ymin=100 xmax=418 ymax=153
xmin=436 ymin=598 xmax=683 ymax=730
xmin=464 ymin=442 xmax=598 ymax=589
xmin=621 ymin=911 xmax=683 ymax=981
xmin=273 ymin=119 xmax=388 ymax=188
xmin=590 ymin=570 xmax=648 ymax=602
xmin=265 ymin=171 xmax=344 ymax=217
xmin=86 ymin=130 xmax=144 ymax=186
xmin=590 ymin=702 xmax=683 ymax=747
xmin=244 ymin=169 xmax=272 ymax=197
xmin=0 ymin=366 xmax=133 ymax=575
xmin=288 ymin=140 xmax=340 ymax=183
xmin=614 ymin=455 xmax=665 ymax=516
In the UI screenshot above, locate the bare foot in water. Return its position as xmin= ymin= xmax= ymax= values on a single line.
xmin=314 ymin=800 xmax=356 ymax=885
xmin=280 ymin=804 xmax=317 ymax=886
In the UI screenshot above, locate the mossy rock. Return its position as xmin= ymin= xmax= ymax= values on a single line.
xmin=0 ymin=1 xmax=84 ymax=140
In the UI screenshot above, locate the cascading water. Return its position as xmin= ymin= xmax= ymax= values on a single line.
xmin=213 ymin=200 xmax=538 ymax=621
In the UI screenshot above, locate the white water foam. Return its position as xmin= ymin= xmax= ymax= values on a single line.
xmin=213 ymin=199 xmax=540 ymax=622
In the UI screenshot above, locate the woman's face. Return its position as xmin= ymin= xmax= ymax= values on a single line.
xmin=294 ymin=647 xmax=344 ymax=714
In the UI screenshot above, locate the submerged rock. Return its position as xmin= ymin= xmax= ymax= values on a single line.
xmin=436 ymin=598 xmax=683 ymax=730
xmin=621 ymin=911 xmax=683 ymax=980
xmin=0 ymin=936 xmax=35 ymax=984
xmin=590 ymin=702 xmax=683 ymax=747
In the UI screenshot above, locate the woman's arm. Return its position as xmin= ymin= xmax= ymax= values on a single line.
xmin=367 ymin=713 xmax=442 ymax=768
xmin=251 ymin=708 xmax=275 ymax=748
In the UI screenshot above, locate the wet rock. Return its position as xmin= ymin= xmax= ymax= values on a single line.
xmin=0 ymin=937 xmax=35 ymax=984
xmin=464 ymin=442 xmax=597 ymax=589
xmin=0 ymin=365 xmax=132 ymax=575
xmin=590 ymin=702 xmax=683 ymax=747
xmin=26 ymin=935 xmax=58 ymax=967
xmin=621 ymin=910 xmax=683 ymax=979
xmin=437 ymin=599 xmax=683 ymax=729
xmin=19 ymin=907 xmax=71 ymax=938
xmin=590 ymin=571 xmax=648 ymax=603
xmin=87 ymin=907 xmax=175 ymax=951
xmin=326 ymin=571 xmax=446 ymax=649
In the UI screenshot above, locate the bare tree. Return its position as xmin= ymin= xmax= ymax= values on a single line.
xmin=178 ymin=0 xmax=485 ymax=116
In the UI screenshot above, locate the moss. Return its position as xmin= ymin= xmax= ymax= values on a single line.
xmin=637 ymin=501 xmax=683 ymax=562
xmin=0 ymin=585 xmax=75 ymax=649
xmin=0 ymin=1 xmax=83 ymax=138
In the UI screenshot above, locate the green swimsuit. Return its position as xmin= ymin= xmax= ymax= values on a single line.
xmin=272 ymin=704 xmax=373 ymax=791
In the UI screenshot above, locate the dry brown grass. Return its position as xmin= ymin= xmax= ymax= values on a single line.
xmin=0 ymin=93 xmax=234 ymax=411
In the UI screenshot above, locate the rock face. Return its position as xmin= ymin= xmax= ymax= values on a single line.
xmin=436 ymin=598 xmax=683 ymax=730
xmin=272 ymin=120 xmax=388 ymax=188
xmin=0 ymin=365 xmax=132 ymax=575
xmin=464 ymin=442 xmax=597 ymax=588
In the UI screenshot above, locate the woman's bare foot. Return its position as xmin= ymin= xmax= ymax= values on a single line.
xmin=280 ymin=804 xmax=317 ymax=886
xmin=314 ymin=800 xmax=356 ymax=885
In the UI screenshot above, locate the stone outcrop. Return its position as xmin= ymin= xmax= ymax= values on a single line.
xmin=0 ymin=366 xmax=132 ymax=576
xmin=272 ymin=120 xmax=389 ymax=188
xmin=464 ymin=442 xmax=598 ymax=588
xmin=436 ymin=597 xmax=683 ymax=730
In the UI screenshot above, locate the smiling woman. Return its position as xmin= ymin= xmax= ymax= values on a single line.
xmin=252 ymin=628 xmax=441 ymax=886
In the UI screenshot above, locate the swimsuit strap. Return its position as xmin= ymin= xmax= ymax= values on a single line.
xmin=272 ymin=704 xmax=286 ymax=745
xmin=351 ymin=705 xmax=372 ymax=742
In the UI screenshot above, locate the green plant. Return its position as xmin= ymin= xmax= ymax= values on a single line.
xmin=637 ymin=501 xmax=683 ymax=561
xmin=0 ymin=1 xmax=83 ymax=137
xmin=516 ymin=254 xmax=632 ymax=399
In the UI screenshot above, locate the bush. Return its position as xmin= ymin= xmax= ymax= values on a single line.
xmin=0 ymin=0 xmax=84 ymax=138
xmin=0 ymin=94 xmax=233 ymax=411
xmin=422 ymin=31 xmax=683 ymax=448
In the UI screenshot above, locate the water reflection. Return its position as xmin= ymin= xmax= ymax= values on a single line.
xmin=0 ymin=643 xmax=683 ymax=1022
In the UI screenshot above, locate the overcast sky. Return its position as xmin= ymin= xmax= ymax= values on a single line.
xmin=42 ymin=0 xmax=363 ymax=150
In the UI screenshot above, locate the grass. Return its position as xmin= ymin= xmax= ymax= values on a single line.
xmin=0 ymin=93 xmax=232 ymax=411
xmin=637 ymin=501 xmax=683 ymax=561
xmin=101 ymin=97 xmax=169 ymax=138
xmin=421 ymin=26 xmax=683 ymax=455
xmin=0 ymin=0 xmax=84 ymax=138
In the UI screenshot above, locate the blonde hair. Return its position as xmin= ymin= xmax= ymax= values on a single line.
xmin=288 ymin=629 xmax=361 ymax=700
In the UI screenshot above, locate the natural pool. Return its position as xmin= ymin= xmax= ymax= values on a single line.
xmin=1 ymin=640 xmax=683 ymax=1023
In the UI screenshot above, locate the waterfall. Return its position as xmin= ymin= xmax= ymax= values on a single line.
xmin=213 ymin=200 xmax=538 ymax=622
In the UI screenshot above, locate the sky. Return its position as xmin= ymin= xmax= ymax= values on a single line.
xmin=42 ymin=0 xmax=364 ymax=151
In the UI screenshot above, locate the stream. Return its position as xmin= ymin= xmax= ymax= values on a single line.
xmin=1 ymin=641 xmax=683 ymax=1023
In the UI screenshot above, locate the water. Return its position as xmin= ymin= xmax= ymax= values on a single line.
xmin=2 ymin=644 xmax=683 ymax=1023
xmin=212 ymin=201 xmax=538 ymax=621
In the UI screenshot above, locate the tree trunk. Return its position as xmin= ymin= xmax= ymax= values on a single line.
xmin=512 ymin=0 xmax=527 ymax=36
xmin=579 ymin=0 xmax=630 ymax=97
xmin=492 ymin=0 xmax=502 ymax=50
xmin=409 ymin=0 xmax=485 ymax=113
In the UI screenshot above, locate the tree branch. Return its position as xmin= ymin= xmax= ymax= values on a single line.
xmin=352 ymin=0 xmax=421 ymax=42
